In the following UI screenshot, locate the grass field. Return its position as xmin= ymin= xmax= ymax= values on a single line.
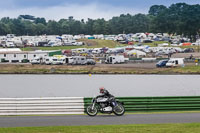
xmin=0 ymin=123 xmax=200 ymax=133
xmin=21 ymin=39 xmax=126 ymax=51
xmin=17 ymin=39 xmax=200 ymax=52
xmin=21 ymin=39 xmax=199 ymax=52
xmin=20 ymin=40 xmax=171 ymax=51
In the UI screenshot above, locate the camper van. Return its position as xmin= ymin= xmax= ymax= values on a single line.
xmin=105 ymin=55 xmax=127 ymax=64
xmin=166 ymin=58 xmax=184 ymax=67
xmin=72 ymin=56 xmax=96 ymax=65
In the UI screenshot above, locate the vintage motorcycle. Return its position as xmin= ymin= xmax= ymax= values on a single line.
xmin=86 ymin=96 xmax=125 ymax=116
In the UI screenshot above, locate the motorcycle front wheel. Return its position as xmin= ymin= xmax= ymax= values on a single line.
xmin=113 ymin=103 xmax=125 ymax=116
xmin=86 ymin=105 xmax=98 ymax=116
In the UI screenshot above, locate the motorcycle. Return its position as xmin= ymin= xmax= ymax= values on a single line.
xmin=86 ymin=96 xmax=125 ymax=116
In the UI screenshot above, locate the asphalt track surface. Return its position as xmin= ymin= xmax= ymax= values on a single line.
xmin=0 ymin=113 xmax=200 ymax=127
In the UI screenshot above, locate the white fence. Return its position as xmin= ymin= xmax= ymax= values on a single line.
xmin=0 ymin=97 xmax=84 ymax=115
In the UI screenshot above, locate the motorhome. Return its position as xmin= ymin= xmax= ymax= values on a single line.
xmin=105 ymin=55 xmax=127 ymax=64
xmin=7 ymin=34 xmax=15 ymax=38
xmin=166 ymin=58 xmax=184 ymax=67
xmin=66 ymin=57 xmax=73 ymax=64
xmin=72 ymin=56 xmax=95 ymax=65
xmin=72 ymin=56 xmax=87 ymax=65
xmin=2 ymin=41 xmax=15 ymax=48
xmin=48 ymin=39 xmax=62 ymax=47
xmin=44 ymin=56 xmax=65 ymax=65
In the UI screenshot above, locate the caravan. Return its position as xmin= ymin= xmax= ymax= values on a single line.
xmin=105 ymin=55 xmax=127 ymax=64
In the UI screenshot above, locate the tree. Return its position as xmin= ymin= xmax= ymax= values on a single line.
xmin=47 ymin=20 xmax=61 ymax=35
xmin=149 ymin=5 xmax=167 ymax=16
xmin=150 ymin=3 xmax=200 ymax=41
xmin=34 ymin=17 xmax=46 ymax=25
xmin=59 ymin=19 xmax=70 ymax=34
xmin=0 ymin=3 xmax=200 ymax=38
xmin=0 ymin=23 xmax=10 ymax=35
xmin=85 ymin=18 xmax=94 ymax=34
xmin=93 ymin=19 xmax=106 ymax=34
xmin=35 ymin=23 xmax=46 ymax=35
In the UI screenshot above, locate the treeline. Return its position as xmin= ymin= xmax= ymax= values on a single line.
xmin=0 ymin=3 xmax=200 ymax=40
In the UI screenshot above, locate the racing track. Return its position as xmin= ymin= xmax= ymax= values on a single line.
xmin=0 ymin=113 xmax=200 ymax=127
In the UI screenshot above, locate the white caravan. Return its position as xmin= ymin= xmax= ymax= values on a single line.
xmin=92 ymin=48 xmax=102 ymax=54
xmin=105 ymin=55 xmax=127 ymax=64
xmin=166 ymin=58 xmax=184 ymax=67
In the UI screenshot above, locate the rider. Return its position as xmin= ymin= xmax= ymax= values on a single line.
xmin=98 ymin=87 xmax=116 ymax=106
xmin=99 ymin=87 xmax=113 ymax=98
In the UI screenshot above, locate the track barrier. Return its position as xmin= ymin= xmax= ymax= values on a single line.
xmin=0 ymin=97 xmax=84 ymax=115
xmin=84 ymin=96 xmax=200 ymax=112
xmin=1 ymin=96 xmax=200 ymax=115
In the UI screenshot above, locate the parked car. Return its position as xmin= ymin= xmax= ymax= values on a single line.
xmin=156 ymin=60 xmax=168 ymax=68
xmin=86 ymin=59 xmax=96 ymax=65
xmin=31 ymin=58 xmax=41 ymax=65
xmin=183 ymin=48 xmax=194 ymax=53
xmin=143 ymin=39 xmax=153 ymax=43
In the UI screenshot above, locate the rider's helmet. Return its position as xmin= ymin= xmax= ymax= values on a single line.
xmin=99 ymin=87 xmax=105 ymax=94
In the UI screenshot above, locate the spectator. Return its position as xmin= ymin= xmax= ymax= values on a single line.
xmin=190 ymin=54 xmax=193 ymax=60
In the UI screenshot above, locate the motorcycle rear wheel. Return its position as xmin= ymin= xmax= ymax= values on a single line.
xmin=86 ymin=105 xmax=98 ymax=116
xmin=113 ymin=103 xmax=125 ymax=116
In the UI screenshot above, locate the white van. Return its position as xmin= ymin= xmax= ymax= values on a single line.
xmin=166 ymin=58 xmax=184 ymax=67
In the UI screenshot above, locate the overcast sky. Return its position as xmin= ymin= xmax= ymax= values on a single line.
xmin=0 ymin=0 xmax=200 ymax=20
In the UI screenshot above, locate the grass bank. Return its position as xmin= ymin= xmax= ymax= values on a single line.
xmin=15 ymin=39 xmax=200 ymax=52
xmin=1 ymin=123 xmax=200 ymax=133
xmin=21 ymin=39 xmax=126 ymax=51
xmin=0 ymin=64 xmax=200 ymax=74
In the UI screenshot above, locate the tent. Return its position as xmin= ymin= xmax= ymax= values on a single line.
xmin=126 ymin=49 xmax=146 ymax=57
xmin=182 ymin=43 xmax=191 ymax=46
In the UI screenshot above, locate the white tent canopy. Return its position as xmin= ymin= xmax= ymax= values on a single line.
xmin=126 ymin=49 xmax=146 ymax=57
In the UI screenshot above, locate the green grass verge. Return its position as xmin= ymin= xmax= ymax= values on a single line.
xmin=1 ymin=65 xmax=200 ymax=74
xmin=1 ymin=123 xmax=200 ymax=133
xmin=170 ymin=65 xmax=200 ymax=74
